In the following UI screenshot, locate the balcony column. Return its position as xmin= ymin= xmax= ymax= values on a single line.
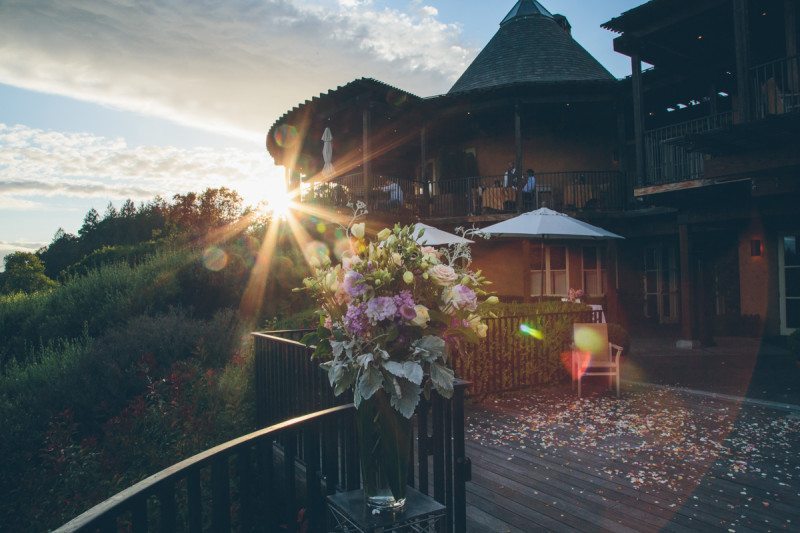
xmin=678 ymin=221 xmax=699 ymax=348
xmin=362 ymin=107 xmax=373 ymax=210
xmin=733 ymin=0 xmax=752 ymax=122
xmin=522 ymin=240 xmax=532 ymax=303
xmin=420 ymin=124 xmax=430 ymax=217
xmin=515 ymin=102 xmax=523 ymax=213
xmin=631 ymin=51 xmax=646 ymax=186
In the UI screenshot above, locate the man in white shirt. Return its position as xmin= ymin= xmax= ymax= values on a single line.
xmin=503 ymin=161 xmax=517 ymax=188
xmin=380 ymin=180 xmax=404 ymax=208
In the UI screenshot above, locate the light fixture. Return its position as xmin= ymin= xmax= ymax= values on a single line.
xmin=751 ymin=240 xmax=763 ymax=257
xmin=697 ymin=35 xmax=704 ymax=40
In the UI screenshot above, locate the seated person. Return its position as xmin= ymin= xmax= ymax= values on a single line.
xmin=380 ymin=180 xmax=404 ymax=209
xmin=522 ymin=169 xmax=536 ymax=210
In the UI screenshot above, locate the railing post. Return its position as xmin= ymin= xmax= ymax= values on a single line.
xmin=452 ymin=383 xmax=469 ymax=533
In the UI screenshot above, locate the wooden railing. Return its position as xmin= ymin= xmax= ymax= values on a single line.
xmin=298 ymin=171 xmax=628 ymax=219
xmin=55 ymin=404 xmax=356 ymax=532
xmin=642 ymin=112 xmax=733 ymax=187
xmin=750 ymin=55 xmax=800 ymax=120
xmin=253 ymin=331 xmax=470 ymax=532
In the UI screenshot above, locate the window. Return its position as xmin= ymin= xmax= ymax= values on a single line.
xmin=780 ymin=235 xmax=800 ymax=334
xmin=530 ymin=245 xmax=569 ymax=297
xmin=582 ymin=247 xmax=607 ymax=296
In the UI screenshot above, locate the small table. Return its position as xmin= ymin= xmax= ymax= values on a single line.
xmin=326 ymin=487 xmax=446 ymax=533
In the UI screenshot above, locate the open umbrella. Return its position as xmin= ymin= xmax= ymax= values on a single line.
xmin=478 ymin=208 xmax=623 ymax=300
xmin=321 ymin=127 xmax=334 ymax=177
xmin=413 ymin=223 xmax=473 ymax=247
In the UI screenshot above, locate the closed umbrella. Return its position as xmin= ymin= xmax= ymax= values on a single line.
xmin=322 ymin=127 xmax=334 ymax=177
xmin=478 ymin=208 xmax=623 ymax=300
xmin=413 ymin=223 xmax=473 ymax=247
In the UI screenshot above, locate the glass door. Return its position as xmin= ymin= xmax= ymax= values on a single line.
xmin=779 ymin=235 xmax=800 ymax=334
xmin=644 ymin=245 xmax=680 ymax=324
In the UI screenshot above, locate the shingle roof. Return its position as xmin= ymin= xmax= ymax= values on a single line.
xmin=449 ymin=0 xmax=614 ymax=94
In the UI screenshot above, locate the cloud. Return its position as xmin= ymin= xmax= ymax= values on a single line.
xmin=0 ymin=0 xmax=472 ymax=139
xmin=0 ymin=123 xmax=277 ymax=207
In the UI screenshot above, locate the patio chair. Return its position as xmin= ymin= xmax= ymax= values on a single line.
xmin=572 ymin=323 xmax=623 ymax=398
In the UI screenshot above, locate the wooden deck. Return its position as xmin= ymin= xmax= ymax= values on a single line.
xmin=462 ymin=387 xmax=800 ymax=532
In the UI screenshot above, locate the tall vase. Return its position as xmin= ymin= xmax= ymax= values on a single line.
xmin=355 ymin=389 xmax=412 ymax=511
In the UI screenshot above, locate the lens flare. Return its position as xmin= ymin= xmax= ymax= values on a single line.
xmin=273 ymin=124 xmax=298 ymax=148
xmin=334 ymin=238 xmax=352 ymax=260
xmin=202 ymin=247 xmax=228 ymax=272
xmin=304 ymin=240 xmax=330 ymax=266
xmin=574 ymin=327 xmax=605 ymax=354
xmin=520 ymin=324 xmax=544 ymax=340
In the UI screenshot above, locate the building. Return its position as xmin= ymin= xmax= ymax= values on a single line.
xmin=605 ymin=0 xmax=800 ymax=341
xmin=265 ymin=0 xmax=799 ymax=340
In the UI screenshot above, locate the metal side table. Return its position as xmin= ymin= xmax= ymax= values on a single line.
xmin=327 ymin=487 xmax=445 ymax=533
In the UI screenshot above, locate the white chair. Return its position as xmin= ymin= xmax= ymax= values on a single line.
xmin=571 ymin=323 xmax=622 ymax=398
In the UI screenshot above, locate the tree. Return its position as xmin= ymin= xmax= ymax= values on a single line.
xmin=79 ymin=208 xmax=100 ymax=237
xmin=0 ymin=252 xmax=58 ymax=294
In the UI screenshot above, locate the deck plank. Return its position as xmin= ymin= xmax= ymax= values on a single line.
xmin=462 ymin=389 xmax=800 ymax=532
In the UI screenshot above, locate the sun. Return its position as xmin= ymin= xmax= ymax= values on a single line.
xmin=237 ymin=169 xmax=294 ymax=218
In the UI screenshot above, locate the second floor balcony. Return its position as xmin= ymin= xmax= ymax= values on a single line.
xmin=299 ymin=170 xmax=628 ymax=222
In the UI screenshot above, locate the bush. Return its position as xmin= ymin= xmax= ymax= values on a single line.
xmin=788 ymin=329 xmax=800 ymax=360
xmin=607 ymin=323 xmax=631 ymax=355
xmin=0 ymin=308 xmax=253 ymax=531
xmin=490 ymin=300 xmax=590 ymax=318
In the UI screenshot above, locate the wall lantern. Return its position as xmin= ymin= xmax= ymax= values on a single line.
xmin=750 ymin=239 xmax=763 ymax=257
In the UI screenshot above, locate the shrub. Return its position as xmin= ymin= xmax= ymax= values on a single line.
xmin=607 ymin=323 xmax=631 ymax=355
xmin=788 ymin=329 xmax=800 ymax=360
xmin=0 ymin=309 xmax=252 ymax=531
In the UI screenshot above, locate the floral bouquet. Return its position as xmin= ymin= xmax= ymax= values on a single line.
xmin=297 ymin=215 xmax=495 ymax=509
xmin=568 ymin=288 xmax=585 ymax=303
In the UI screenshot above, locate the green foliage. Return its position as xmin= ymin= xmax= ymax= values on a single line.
xmin=0 ymin=309 xmax=253 ymax=531
xmin=61 ymin=241 xmax=161 ymax=278
xmin=457 ymin=303 xmax=594 ymax=397
xmin=0 ymin=251 xmax=58 ymax=295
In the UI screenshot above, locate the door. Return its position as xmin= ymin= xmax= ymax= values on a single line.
xmin=779 ymin=235 xmax=800 ymax=335
xmin=644 ymin=244 xmax=680 ymax=324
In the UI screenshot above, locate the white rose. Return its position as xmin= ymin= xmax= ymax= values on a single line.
xmin=428 ymin=264 xmax=459 ymax=286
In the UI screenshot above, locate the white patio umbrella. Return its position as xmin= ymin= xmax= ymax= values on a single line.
xmin=321 ymin=127 xmax=334 ymax=177
xmin=478 ymin=208 xmax=623 ymax=300
xmin=413 ymin=223 xmax=473 ymax=246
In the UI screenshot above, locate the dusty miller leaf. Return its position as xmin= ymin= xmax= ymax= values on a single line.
xmin=358 ymin=365 xmax=383 ymax=400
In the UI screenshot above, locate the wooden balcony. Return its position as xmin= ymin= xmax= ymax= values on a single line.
xmin=300 ymin=170 xmax=628 ymax=223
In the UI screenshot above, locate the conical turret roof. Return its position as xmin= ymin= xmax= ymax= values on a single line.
xmin=449 ymin=0 xmax=614 ymax=94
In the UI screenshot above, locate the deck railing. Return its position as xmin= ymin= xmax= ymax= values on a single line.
xmin=253 ymin=331 xmax=470 ymax=532
xmin=751 ymin=55 xmax=800 ymax=120
xmin=55 ymin=404 xmax=356 ymax=532
xmin=642 ymin=112 xmax=733 ymax=187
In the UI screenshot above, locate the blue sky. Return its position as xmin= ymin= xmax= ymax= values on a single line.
xmin=0 ymin=0 xmax=642 ymax=264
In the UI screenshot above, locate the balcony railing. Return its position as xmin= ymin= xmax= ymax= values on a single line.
xmin=300 ymin=171 xmax=627 ymax=218
xmin=642 ymin=112 xmax=733 ymax=187
xmin=751 ymin=56 xmax=800 ymax=120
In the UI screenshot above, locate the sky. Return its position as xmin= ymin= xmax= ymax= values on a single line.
xmin=0 ymin=0 xmax=642 ymax=264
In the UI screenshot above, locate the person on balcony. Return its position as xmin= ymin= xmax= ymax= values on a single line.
xmin=503 ymin=162 xmax=517 ymax=188
xmin=522 ymin=169 xmax=537 ymax=211
xmin=380 ymin=180 xmax=404 ymax=209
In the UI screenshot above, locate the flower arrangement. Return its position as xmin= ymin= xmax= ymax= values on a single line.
xmin=568 ymin=288 xmax=585 ymax=303
xmin=298 ymin=216 xmax=496 ymax=419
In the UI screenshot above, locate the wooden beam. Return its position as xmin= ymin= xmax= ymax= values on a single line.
xmin=421 ymin=125 xmax=430 ymax=218
xmin=678 ymin=223 xmax=694 ymax=341
xmin=515 ymin=102 xmax=523 ymax=213
xmin=631 ymin=53 xmax=646 ymax=188
xmin=362 ymin=108 xmax=372 ymax=204
xmin=733 ymin=0 xmax=752 ymax=123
